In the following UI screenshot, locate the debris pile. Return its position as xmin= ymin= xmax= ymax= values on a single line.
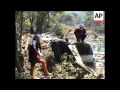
xmin=15 ymin=30 xmax=105 ymax=79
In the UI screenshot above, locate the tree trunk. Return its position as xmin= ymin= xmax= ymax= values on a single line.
xmin=15 ymin=11 xmax=19 ymax=20
xmin=19 ymin=11 xmax=24 ymax=71
xmin=15 ymin=24 xmax=22 ymax=73
xmin=40 ymin=18 xmax=43 ymax=33
xmin=48 ymin=11 xmax=49 ymax=26
xmin=36 ymin=15 xmax=42 ymax=34
xmin=19 ymin=11 xmax=23 ymax=54
xmin=15 ymin=37 xmax=22 ymax=72
xmin=30 ymin=26 xmax=34 ymax=34
xmin=30 ymin=16 xmax=34 ymax=34
xmin=36 ymin=11 xmax=48 ymax=34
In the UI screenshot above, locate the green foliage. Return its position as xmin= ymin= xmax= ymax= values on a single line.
xmin=54 ymin=24 xmax=62 ymax=36
xmin=54 ymin=23 xmax=68 ymax=36
xmin=60 ymin=24 xmax=68 ymax=35
xmin=59 ymin=13 xmax=77 ymax=26
xmin=94 ymin=25 xmax=102 ymax=30
xmin=25 ymin=19 xmax=31 ymax=27
xmin=84 ymin=11 xmax=105 ymax=31
xmin=84 ymin=11 xmax=94 ymax=27
xmin=17 ymin=11 xmax=105 ymax=34
xmin=94 ymin=22 xmax=104 ymax=31
xmin=50 ymin=11 xmax=64 ymax=24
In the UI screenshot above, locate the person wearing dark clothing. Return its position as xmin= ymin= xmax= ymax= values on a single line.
xmin=30 ymin=26 xmax=34 ymax=34
xmin=74 ymin=24 xmax=87 ymax=42
xmin=50 ymin=39 xmax=71 ymax=63
xmin=64 ymin=35 xmax=69 ymax=43
xmin=28 ymin=34 xmax=52 ymax=79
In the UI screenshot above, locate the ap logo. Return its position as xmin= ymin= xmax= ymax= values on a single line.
xmin=94 ymin=11 xmax=104 ymax=22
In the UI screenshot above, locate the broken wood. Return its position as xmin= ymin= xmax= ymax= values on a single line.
xmin=91 ymin=30 xmax=104 ymax=42
xmin=92 ymin=30 xmax=99 ymax=39
xmin=68 ymin=45 xmax=101 ymax=78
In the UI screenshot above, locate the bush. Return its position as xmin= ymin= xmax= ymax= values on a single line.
xmin=60 ymin=24 xmax=68 ymax=35
xmin=25 ymin=19 xmax=31 ymax=27
xmin=54 ymin=24 xmax=68 ymax=36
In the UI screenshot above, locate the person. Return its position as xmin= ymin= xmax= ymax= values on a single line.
xmin=30 ymin=26 xmax=34 ymax=34
xmin=50 ymin=38 xmax=71 ymax=63
xmin=74 ymin=24 xmax=87 ymax=42
xmin=28 ymin=32 xmax=52 ymax=79
xmin=64 ymin=35 xmax=69 ymax=43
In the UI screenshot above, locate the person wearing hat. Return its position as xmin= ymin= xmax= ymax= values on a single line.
xmin=74 ymin=24 xmax=87 ymax=42
xmin=28 ymin=32 xmax=52 ymax=79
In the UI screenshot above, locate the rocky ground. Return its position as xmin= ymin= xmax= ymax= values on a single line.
xmin=15 ymin=30 xmax=105 ymax=79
